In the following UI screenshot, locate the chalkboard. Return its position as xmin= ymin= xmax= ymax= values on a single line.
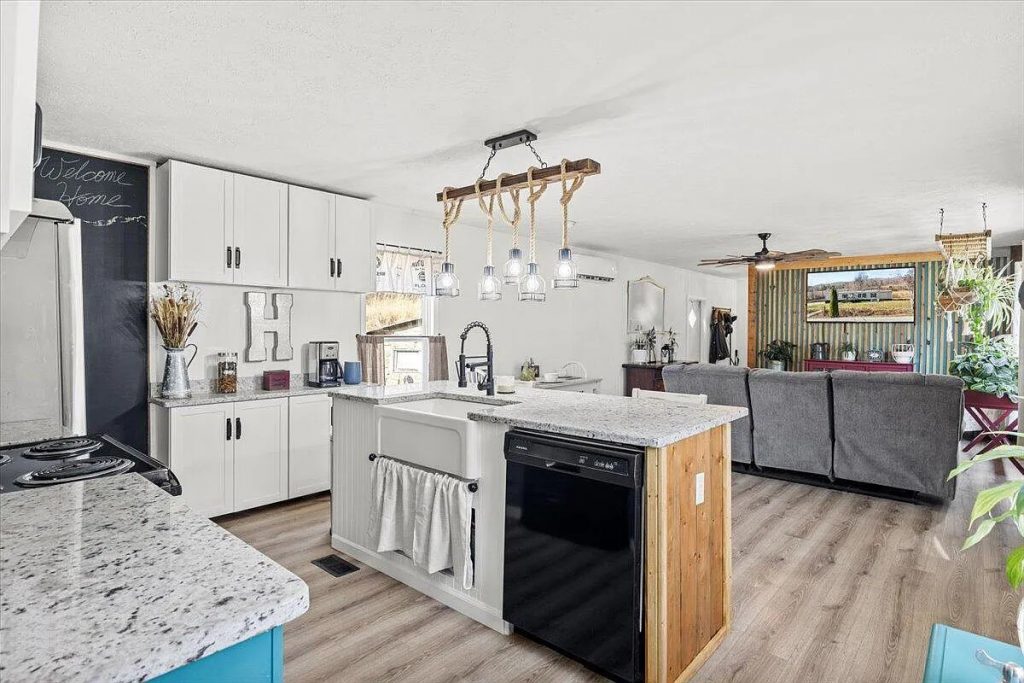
xmin=33 ymin=148 xmax=149 ymax=453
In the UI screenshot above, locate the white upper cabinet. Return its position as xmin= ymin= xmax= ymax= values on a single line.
xmin=161 ymin=160 xmax=373 ymax=291
xmin=0 ymin=0 xmax=39 ymax=243
xmin=233 ymin=173 xmax=287 ymax=287
xmin=335 ymin=194 xmax=374 ymax=293
xmin=288 ymin=184 xmax=374 ymax=293
xmin=287 ymin=185 xmax=336 ymax=291
xmin=165 ymin=161 xmax=235 ymax=284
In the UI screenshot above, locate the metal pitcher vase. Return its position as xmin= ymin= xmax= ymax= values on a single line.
xmin=161 ymin=344 xmax=198 ymax=399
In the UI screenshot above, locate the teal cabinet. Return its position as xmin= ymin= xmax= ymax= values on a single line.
xmin=923 ymin=624 xmax=1020 ymax=682
xmin=153 ymin=626 xmax=283 ymax=683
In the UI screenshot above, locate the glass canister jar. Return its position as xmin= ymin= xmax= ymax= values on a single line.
xmin=216 ymin=352 xmax=238 ymax=394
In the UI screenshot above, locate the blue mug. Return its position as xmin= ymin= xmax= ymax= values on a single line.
xmin=343 ymin=361 xmax=362 ymax=385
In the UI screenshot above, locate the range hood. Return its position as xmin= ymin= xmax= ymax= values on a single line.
xmin=1 ymin=199 xmax=75 ymax=256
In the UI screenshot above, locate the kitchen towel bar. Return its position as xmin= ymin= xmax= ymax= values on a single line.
xmin=368 ymin=453 xmax=478 ymax=492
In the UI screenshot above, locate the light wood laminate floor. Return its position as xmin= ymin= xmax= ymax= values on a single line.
xmin=218 ymin=458 xmax=1019 ymax=682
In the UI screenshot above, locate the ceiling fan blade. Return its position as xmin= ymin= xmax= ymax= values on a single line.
xmin=777 ymin=249 xmax=842 ymax=261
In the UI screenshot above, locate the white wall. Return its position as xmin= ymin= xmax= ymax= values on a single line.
xmin=147 ymin=285 xmax=362 ymax=383
xmin=145 ymin=200 xmax=744 ymax=396
xmin=374 ymin=203 xmax=743 ymax=396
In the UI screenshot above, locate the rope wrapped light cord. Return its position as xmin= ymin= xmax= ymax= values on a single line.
xmin=495 ymin=173 xmax=522 ymax=249
xmin=525 ymin=167 xmax=548 ymax=261
xmin=475 ymin=178 xmax=496 ymax=266
xmin=440 ymin=187 xmax=463 ymax=262
xmin=559 ymin=158 xmax=584 ymax=249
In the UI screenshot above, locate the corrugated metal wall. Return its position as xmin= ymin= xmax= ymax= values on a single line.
xmin=754 ymin=259 xmax=959 ymax=374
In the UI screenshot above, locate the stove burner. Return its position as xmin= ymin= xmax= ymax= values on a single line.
xmin=14 ymin=456 xmax=133 ymax=487
xmin=23 ymin=437 xmax=102 ymax=460
xmin=0 ymin=454 xmax=10 ymax=466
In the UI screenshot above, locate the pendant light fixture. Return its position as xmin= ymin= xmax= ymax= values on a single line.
xmin=475 ymin=178 xmax=502 ymax=301
xmin=553 ymin=159 xmax=585 ymax=289
xmin=495 ymin=173 xmax=525 ymax=286
xmin=433 ymin=188 xmax=463 ymax=297
xmin=519 ymin=167 xmax=547 ymax=302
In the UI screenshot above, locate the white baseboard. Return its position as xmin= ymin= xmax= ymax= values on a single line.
xmin=331 ymin=534 xmax=512 ymax=635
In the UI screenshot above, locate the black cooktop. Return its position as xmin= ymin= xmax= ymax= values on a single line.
xmin=0 ymin=435 xmax=180 ymax=496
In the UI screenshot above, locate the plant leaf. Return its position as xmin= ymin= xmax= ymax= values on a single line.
xmin=948 ymin=446 xmax=1024 ymax=480
xmin=970 ymin=481 xmax=1024 ymax=526
xmin=963 ymin=518 xmax=997 ymax=550
xmin=1008 ymin=546 xmax=1024 ymax=589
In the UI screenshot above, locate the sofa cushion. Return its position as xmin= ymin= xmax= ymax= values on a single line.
xmin=749 ymin=369 xmax=833 ymax=476
xmin=830 ymin=370 xmax=963 ymax=498
xmin=662 ymin=364 xmax=753 ymax=464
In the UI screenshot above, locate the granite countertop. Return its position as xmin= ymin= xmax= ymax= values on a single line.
xmin=150 ymin=382 xmax=340 ymax=408
xmin=529 ymin=376 xmax=602 ymax=389
xmin=621 ymin=361 xmax=697 ymax=369
xmin=331 ymin=381 xmax=747 ymax=447
xmin=0 ymin=418 xmax=73 ymax=447
xmin=0 ymin=475 xmax=309 ymax=683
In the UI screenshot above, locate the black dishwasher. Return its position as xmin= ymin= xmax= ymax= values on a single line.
xmin=503 ymin=429 xmax=644 ymax=683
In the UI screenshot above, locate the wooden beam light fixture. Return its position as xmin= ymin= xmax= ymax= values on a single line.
xmin=435 ymin=130 xmax=601 ymax=303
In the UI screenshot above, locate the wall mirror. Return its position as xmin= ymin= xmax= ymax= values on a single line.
xmin=627 ymin=276 xmax=665 ymax=333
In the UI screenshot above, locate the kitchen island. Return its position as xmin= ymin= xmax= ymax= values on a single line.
xmin=331 ymin=381 xmax=745 ymax=683
xmin=0 ymin=474 xmax=309 ymax=683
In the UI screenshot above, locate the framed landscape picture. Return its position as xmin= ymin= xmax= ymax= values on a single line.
xmin=806 ymin=266 xmax=916 ymax=323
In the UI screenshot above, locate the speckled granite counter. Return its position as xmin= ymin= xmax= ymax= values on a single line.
xmin=0 ymin=475 xmax=309 ymax=683
xmin=331 ymin=381 xmax=747 ymax=447
xmin=150 ymin=382 xmax=342 ymax=408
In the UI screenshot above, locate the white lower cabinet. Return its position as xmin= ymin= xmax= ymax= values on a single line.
xmin=167 ymin=395 xmax=332 ymax=518
xmin=168 ymin=398 xmax=288 ymax=517
xmin=168 ymin=403 xmax=236 ymax=518
xmin=288 ymin=394 xmax=332 ymax=498
xmin=233 ymin=398 xmax=289 ymax=510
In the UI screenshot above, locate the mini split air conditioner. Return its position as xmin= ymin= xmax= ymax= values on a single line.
xmin=575 ymin=254 xmax=617 ymax=282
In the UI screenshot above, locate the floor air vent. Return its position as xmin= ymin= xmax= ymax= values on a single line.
xmin=312 ymin=555 xmax=360 ymax=578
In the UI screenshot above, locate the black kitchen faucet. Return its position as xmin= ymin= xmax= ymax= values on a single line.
xmin=457 ymin=321 xmax=494 ymax=396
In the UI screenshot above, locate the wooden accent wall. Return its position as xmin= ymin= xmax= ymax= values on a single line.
xmin=747 ymin=252 xmax=959 ymax=373
xmin=645 ymin=425 xmax=731 ymax=683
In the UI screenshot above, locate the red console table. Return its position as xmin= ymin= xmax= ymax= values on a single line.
xmin=964 ymin=389 xmax=1020 ymax=456
xmin=803 ymin=359 xmax=914 ymax=372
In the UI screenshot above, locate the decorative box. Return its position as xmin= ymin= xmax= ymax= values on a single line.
xmin=262 ymin=370 xmax=290 ymax=391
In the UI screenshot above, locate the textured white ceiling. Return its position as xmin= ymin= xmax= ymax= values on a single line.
xmin=36 ymin=1 xmax=1024 ymax=271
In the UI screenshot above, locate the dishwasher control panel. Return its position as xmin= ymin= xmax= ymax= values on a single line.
xmin=505 ymin=430 xmax=643 ymax=484
xmin=573 ymin=453 xmax=630 ymax=475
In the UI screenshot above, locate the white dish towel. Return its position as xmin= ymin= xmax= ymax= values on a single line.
xmin=368 ymin=456 xmax=475 ymax=589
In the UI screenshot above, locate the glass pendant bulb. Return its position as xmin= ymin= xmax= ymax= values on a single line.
xmin=518 ymin=262 xmax=547 ymax=302
xmin=503 ymin=248 xmax=524 ymax=285
xmin=552 ymin=247 xmax=579 ymax=289
xmin=478 ymin=265 xmax=502 ymax=301
xmin=434 ymin=262 xmax=460 ymax=297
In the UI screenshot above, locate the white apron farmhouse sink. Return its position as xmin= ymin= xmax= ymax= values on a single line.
xmin=374 ymin=398 xmax=499 ymax=479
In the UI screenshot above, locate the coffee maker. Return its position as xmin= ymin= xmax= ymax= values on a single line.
xmin=307 ymin=341 xmax=341 ymax=387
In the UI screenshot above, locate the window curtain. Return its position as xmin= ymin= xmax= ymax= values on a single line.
xmin=356 ymin=335 xmax=386 ymax=385
xmin=376 ymin=245 xmax=440 ymax=294
xmin=428 ymin=336 xmax=449 ymax=381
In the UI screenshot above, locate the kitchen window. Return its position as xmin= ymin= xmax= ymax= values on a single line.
xmin=364 ymin=244 xmax=440 ymax=386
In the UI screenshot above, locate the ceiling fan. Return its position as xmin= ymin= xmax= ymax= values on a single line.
xmin=698 ymin=232 xmax=841 ymax=271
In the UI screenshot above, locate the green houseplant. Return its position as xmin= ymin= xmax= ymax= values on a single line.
xmin=949 ymin=339 xmax=1020 ymax=398
xmin=839 ymin=340 xmax=856 ymax=361
xmin=948 ymin=434 xmax=1024 ymax=648
xmin=759 ymin=339 xmax=796 ymax=371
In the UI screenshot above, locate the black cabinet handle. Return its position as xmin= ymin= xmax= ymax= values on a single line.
xmin=235 ymin=247 xmax=241 ymax=268
xmin=235 ymin=417 xmax=242 ymax=440
xmin=226 ymin=418 xmax=232 ymax=440
xmin=336 ymin=258 xmax=342 ymax=278
xmin=226 ymin=247 xmax=233 ymax=268
xmin=330 ymin=258 xmax=335 ymax=277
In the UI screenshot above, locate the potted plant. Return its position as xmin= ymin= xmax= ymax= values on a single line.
xmin=938 ymin=259 xmax=1015 ymax=339
xmin=663 ymin=328 xmax=678 ymax=363
xmin=949 ymin=338 xmax=1020 ymax=399
xmin=643 ymin=327 xmax=659 ymax=363
xmin=630 ymin=336 xmax=648 ymax=364
xmin=947 ymin=434 xmax=1024 ymax=649
xmin=150 ymin=283 xmax=201 ymax=399
xmin=840 ymin=340 xmax=857 ymax=361
xmin=759 ymin=339 xmax=796 ymax=371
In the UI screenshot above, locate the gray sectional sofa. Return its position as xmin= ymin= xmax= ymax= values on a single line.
xmin=661 ymin=364 xmax=964 ymax=500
